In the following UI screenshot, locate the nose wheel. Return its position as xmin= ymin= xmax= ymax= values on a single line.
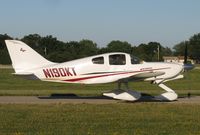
xmin=155 ymin=83 xmax=178 ymax=101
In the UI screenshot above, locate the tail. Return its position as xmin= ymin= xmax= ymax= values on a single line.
xmin=5 ymin=40 xmax=55 ymax=73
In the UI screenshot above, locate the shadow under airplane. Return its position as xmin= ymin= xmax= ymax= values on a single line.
xmin=38 ymin=93 xmax=194 ymax=102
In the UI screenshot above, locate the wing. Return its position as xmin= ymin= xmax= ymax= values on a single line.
xmin=119 ymin=71 xmax=165 ymax=82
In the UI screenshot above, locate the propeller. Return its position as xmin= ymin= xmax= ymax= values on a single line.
xmin=184 ymin=43 xmax=188 ymax=64
xmin=183 ymin=43 xmax=194 ymax=71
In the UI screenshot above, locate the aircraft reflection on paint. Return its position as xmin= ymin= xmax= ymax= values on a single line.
xmin=5 ymin=40 xmax=193 ymax=101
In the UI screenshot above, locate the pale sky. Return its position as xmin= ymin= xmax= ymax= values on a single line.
xmin=0 ymin=0 xmax=200 ymax=47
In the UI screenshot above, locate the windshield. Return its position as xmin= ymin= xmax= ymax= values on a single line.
xmin=131 ymin=55 xmax=142 ymax=64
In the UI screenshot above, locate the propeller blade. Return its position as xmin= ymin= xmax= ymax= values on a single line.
xmin=184 ymin=43 xmax=188 ymax=64
xmin=183 ymin=63 xmax=194 ymax=71
xmin=183 ymin=43 xmax=195 ymax=71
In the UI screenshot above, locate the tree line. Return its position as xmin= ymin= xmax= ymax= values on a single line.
xmin=0 ymin=33 xmax=200 ymax=64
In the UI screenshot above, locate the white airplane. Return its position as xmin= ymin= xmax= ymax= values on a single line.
xmin=5 ymin=40 xmax=193 ymax=101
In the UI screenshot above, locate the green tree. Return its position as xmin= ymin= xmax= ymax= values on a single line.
xmin=147 ymin=42 xmax=161 ymax=61
xmin=0 ymin=34 xmax=13 ymax=64
xmin=21 ymin=34 xmax=42 ymax=54
xmin=107 ymin=40 xmax=132 ymax=53
xmin=134 ymin=42 xmax=163 ymax=61
xmin=98 ymin=47 xmax=109 ymax=54
xmin=22 ymin=34 xmax=69 ymax=62
xmin=79 ymin=39 xmax=98 ymax=56
xmin=173 ymin=33 xmax=200 ymax=62
xmin=173 ymin=41 xmax=188 ymax=56
xmin=162 ymin=47 xmax=173 ymax=56
xmin=133 ymin=43 xmax=149 ymax=61
xmin=189 ymin=33 xmax=200 ymax=61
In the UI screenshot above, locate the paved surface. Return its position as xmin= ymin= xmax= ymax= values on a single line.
xmin=0 ymin=65 xmax=12 ymax=69
xmin=0 ymin=96 xmax=118 ymax=104
xmin=0 ymin=95 xmax=199 ymax=104
xmin=172 ymin=96 xmax=200 ymax=104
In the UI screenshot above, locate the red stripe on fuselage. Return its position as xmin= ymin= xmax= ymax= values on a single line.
xmin=63 ymin=67 xmax=170 ymax=82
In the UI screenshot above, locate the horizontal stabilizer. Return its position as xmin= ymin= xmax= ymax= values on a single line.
xmin=12 ymin=72 xmax=39 ymax=80
xmin=13 ymin=72 xmax=34 ymax=75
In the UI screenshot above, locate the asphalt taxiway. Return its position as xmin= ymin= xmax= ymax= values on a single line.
xmin=0 ymin=95 xmax=199 ymax=104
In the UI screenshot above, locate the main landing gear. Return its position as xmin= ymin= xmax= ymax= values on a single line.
xmin=103 ymin=82 xmax=141 ymax=101
xmin=103 ymin=81 xmax=178 ymax=102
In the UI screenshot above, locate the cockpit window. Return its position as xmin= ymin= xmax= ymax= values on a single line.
xmin=92 ymin=57 xmax=104 ymax=64
xmin=109 ymin=54 xmax=126 ymax=65
xmin=131 ymin=56 xmax=141 ymax=64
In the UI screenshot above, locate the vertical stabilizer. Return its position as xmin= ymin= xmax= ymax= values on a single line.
xmin=5 ymin=40 xmax=55 ymax=72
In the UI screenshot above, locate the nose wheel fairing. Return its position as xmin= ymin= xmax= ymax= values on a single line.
xmin=155 ymin=83 xmax=178 ymax=101
xmin=155 ymin=92 xmax=178 ymax=101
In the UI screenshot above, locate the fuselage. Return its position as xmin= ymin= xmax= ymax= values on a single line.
xmin=4 ymin=40 xmax=188 ymax=101
xmin=29 ymin=52 xmax=184 ymax=84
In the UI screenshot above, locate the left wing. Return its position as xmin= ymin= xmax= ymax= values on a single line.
xmin=119 ymin=71 xmax=165 ymax=82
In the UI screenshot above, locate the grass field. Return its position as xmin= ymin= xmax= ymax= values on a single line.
xmin=0 ymin=103 xmax=200 ymax=135
xmin=0 ymin=68 xmax=200 ymax=135
xmin=0 ymin=68 xmax=200 ymax=96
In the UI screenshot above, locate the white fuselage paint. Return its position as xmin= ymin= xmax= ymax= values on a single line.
xmin=29 ymin=53 xmax=183 ymax=84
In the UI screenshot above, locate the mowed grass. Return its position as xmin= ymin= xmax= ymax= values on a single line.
xmin=0 ymin=68 xmax=200 ymax=96
xmin=0 ymin=67 xmax=200 ymax=135
xmin=0 ymin=103 xmax=200 ymax=135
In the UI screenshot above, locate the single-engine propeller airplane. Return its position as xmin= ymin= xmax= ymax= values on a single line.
xmin=5 ymin=40 xmax=194 ymax=101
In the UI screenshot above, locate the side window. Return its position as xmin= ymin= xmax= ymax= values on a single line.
xmin=109 ymin=54 xmax=126 ymax=65
xmin=131 ymin=56 xmax=140 ymax=64
xmin=92 ymin=57 xmax=104 ymax=64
